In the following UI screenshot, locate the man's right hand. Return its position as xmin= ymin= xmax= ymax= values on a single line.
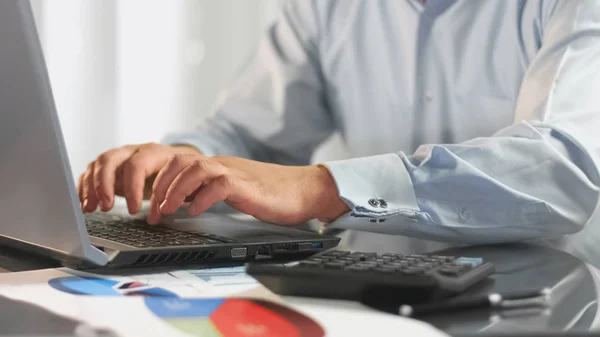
xmin=77 ymin=143 xmax=202 ymax=214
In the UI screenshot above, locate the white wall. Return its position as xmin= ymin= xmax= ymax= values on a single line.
xmin=30 ymin=0 xmax=286 ymax=179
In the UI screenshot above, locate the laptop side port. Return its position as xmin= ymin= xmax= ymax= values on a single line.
xmin=275 ymin=243 xmax=299 ymax=252
xmin=230 ymin=247 xmax=248 ymax=258
xmin=255 ymin=245 xmax=272 ymax=260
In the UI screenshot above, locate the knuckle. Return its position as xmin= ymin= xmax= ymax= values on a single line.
xmin=190 ymin=159 xmax=210 ymax=171
xmin=168 ymin=154 xmax=182 ymax=165
xmin=83 ymin=169 xmax=93 ymax=180
xmin=95 ymin=152 xmax=112 ymax=165
xmin=141 ymin=142 xmax=161 ymax=152
xmin=217 ymin=175 xmax=235 ymax=189
xmin=169 ymin=153 xmax=191 ymax=167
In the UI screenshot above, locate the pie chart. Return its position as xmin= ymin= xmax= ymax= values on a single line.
xmin=48 ymin=276 xmax=177 ymax=297
xmin=145 ymin=297 xmax=325 ymax=337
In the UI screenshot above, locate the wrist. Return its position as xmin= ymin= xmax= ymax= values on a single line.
xmin=309 ymin=164 xmax=350 ymax=222
xmin=172 ymin=144 xmax=203 ymax=156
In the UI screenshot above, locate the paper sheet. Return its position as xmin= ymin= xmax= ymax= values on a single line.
xmin=0 ymin=267 xmax=448 ymax=337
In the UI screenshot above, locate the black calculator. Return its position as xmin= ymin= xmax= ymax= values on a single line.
xmin=246 ymin=250 xmax=495 ymax=305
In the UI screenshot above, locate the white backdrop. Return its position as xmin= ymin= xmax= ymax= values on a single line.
xmin=23 ymin=0 xmax=600 ymax=271
xmin=29 ymin=0 xmax=286 ymax=179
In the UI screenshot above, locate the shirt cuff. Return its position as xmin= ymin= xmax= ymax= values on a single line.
xmin=161 ymin=131 xmax=220 ymax=157
xmin=321 ymin=153 xmax=420 ymax=232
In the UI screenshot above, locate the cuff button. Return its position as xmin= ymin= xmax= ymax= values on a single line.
xmin=369 ymin=218 xmax=386 ymax=223
xmin=379 ymin=199 xmax=388 ymax=208
xmin=368 ymin=199 xmax=381 ymax=207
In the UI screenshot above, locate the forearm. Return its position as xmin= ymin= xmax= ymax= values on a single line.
xmin=321 ymin=123 xmax=600 ymax=244
xmin=318 ymin=0 xmax=600 ymax=243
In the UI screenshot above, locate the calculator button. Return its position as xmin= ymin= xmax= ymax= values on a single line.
xmin=373 ymin=267 xmax=397 ymax=273
xmin=349 ymin=252 xmax=377 ymax=258
xmin=347 ymin=255 xmax=377 ymax=262
xmin=438 ymin=266 xmax=464 ymax=276
xmin=322 ymin=251 xmax=350 ymax=257
xmin=414 ymin=262 xmax=434 ymax=270
xmin=299 ymin=261 xmax=322 ymax=267
xmin=323 ymin=262 xmax=347 ymax=269
xmin=432 ymin=256 xmax=455 ymax=262
xmin=345 ymin=265 xmax=372 ymax=272
xmin=402 ymin=268 xmax=424 ymax=275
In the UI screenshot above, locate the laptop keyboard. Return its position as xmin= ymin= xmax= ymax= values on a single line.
xmin=85 ymin=213 xmax=238 ymax=248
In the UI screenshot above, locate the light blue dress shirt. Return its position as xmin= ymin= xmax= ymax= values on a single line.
xmin=163 ymin=0 xmax=600 ymax=245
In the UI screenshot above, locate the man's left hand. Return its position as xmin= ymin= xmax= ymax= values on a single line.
xmin=147 ymin=154 xmax=350 ymax=225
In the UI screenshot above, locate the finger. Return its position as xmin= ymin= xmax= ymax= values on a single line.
xmin=152 ymin=154 xmax=195 ymax=206
xmin=187 ymin=175 xmax=243 ymax=217
xmin=146 ymin=194 xmax=162 ymax=225
xmin=77 ymin=173 xmax=85 ymax=205
xmin=93 ymin=149 xmax=136 ymax=211
xmin=82 ymin=163 xmax=99 ymax=213
xmin=159 ymin=160 xmax=227 ymax=214
xmin=114 ymin=164 xmax=125 ymax=196
xmin=147 ymin=178 xmax=201 ymax=225
xmin=121 ymin=147 xmax=171 ymax=214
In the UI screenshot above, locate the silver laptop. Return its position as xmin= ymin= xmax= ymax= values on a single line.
xmin=0 ymin=0 xmax=339 ymax=269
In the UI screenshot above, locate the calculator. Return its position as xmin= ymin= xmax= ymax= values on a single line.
xmin=245 ymin=250 xmax=495 ymax=304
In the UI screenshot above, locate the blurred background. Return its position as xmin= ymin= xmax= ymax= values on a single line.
xmin=29 ymin=0 xmax=343 ymax=179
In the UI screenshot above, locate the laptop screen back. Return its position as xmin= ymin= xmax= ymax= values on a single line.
xmin=0 ymin=0 xmax=106 ymax=265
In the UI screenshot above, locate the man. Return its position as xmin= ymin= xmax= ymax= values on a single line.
xmin=78 ymin=0 xmax=600 ymax=254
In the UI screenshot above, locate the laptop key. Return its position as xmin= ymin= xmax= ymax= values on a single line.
xmin=85 ymin=216 xmax=240 ymax=248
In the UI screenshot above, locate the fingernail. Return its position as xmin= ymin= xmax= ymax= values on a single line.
xmin=159 ymin=200 xmax=167 ymax=212
xmin=83 ymin=199 xmax=89 ymax=210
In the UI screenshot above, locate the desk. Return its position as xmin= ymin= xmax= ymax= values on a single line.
xmin=421 ymin=244 xmax=599 ymax=335
xmin=0 ymin=241 xmax=597 ymax=336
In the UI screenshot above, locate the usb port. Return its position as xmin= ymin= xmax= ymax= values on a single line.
xmin=298 ymin=242 xmax=322 ymax=250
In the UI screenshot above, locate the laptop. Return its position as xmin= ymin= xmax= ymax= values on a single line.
xmin=0 ymin=0 xmax=340 ymax=269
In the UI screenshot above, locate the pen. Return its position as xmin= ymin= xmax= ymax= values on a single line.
xmin=398 ymin=287 xmax=552 ymax=317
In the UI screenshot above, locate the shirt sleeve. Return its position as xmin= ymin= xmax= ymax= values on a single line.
xmin=323 ymin=0 xmax=600 ymax=244
xmin=162 ymin=0 xmax=334 ymax=165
